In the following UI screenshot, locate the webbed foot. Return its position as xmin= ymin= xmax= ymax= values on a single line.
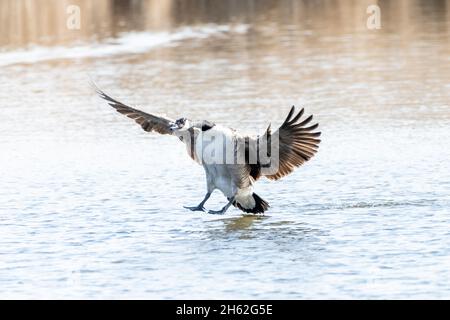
xmin=207 ymin=209 xmax=226 ymax=215
xmin=184 ymin=205 xmax=206 ymax=212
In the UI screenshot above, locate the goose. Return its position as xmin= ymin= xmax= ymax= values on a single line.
xmin=94 ymin=86 xmax=321 ymax=215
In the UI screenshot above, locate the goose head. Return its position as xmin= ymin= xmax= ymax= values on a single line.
xmin=170 ymin=117 xmax=190 ymax=132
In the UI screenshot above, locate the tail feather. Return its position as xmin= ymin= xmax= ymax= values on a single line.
xmin=234 ymin=193 xmax=269 ymax=214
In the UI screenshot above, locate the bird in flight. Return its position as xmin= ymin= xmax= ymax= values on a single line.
xmin=95 ymin=86 xmax=321 ymax=215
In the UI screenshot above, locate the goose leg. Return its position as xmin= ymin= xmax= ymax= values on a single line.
xmin=184 ymin=192 xmax=211 ymax=212
xmin=208 ymin=197 xmax=235 ymax=215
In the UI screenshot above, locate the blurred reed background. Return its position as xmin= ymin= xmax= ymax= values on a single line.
xmin=1 ymin=0 xmax=449 ymax=49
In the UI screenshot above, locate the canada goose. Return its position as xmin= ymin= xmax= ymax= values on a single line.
xmin=95 ymin=86 xmax=321 ymax=214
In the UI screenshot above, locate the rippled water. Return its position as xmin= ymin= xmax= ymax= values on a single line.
xmin=1 ymin=0 xmax=450 ymax=299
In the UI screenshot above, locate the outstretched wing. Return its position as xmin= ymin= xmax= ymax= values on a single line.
xmin=95 ymin=86 xmax=175 ymax=135
xmin=266 ymin=106 xmax=321 ymax=180
xmin=248 ymin=106 xmax=321 ymax=181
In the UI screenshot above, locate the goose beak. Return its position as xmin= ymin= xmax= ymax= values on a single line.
xmin=170 ymin=123 xmax=179 ymax=131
